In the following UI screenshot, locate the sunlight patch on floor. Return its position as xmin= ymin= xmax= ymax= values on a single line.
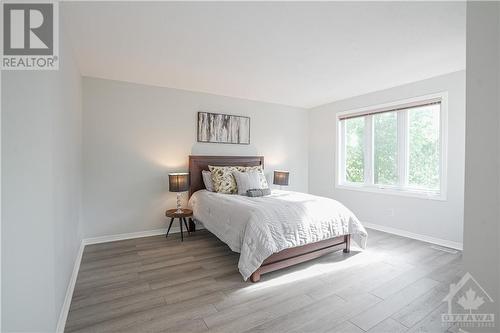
xmin=231 ymin=246 xmax=387 ymax=294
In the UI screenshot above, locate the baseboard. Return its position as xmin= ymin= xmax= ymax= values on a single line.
xmin=363 ymin=222 xmax=463 ymax=250
xmin=56 ymin=241 xmax=85 ymax=333
xmin=83 ymin=228 xmax=168 ymax=245
xmin=83 ymin=223 xmax=205 ymax=245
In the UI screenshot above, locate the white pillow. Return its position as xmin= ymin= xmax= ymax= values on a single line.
xmin=202 ymin=170 xmax=214 ymax=192
xmin=232 ymin=170 xmax=263 ymax=195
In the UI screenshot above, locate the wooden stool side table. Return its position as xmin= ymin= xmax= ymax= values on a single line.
xmin=165 ymin=208 xmax=193 ymax=241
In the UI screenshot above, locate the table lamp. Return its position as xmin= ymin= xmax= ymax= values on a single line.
xmin=273 ymin=170 xmax=289 ymax=190
xmin=169 ymin=173 xmax=189 ymax=213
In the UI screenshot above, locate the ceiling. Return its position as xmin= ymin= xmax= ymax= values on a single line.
xmin=62 ymin=2 xmax=465 ymax=108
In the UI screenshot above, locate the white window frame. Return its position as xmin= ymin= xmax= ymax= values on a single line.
xmin=336 ymin=92 xmax=448 ymax=201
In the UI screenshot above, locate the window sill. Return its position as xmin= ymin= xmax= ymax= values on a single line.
xmin=335 ymin=183 xmax=446 ymax=201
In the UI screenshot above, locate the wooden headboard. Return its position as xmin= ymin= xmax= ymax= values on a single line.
xmin=188 ymin=155 xmax=264 ymax=197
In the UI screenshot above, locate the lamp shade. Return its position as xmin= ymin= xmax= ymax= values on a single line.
xmin=169 ymin=173 xmax=189 ymax=192
xmin=273 ymin=170 xmax=289 ymax=186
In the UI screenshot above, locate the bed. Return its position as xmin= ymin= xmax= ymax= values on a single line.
xmin=187 ymin=155 xmax=367 ymax=282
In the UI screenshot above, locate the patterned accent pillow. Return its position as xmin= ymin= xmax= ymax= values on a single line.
xmin=237 ymin=165 xmax=269 ymax=189
xmin=208 ymin=166 xmax=239 ymax=194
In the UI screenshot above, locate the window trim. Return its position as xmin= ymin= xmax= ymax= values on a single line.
xmin=335 ymin=92 xmax=448 ymax=201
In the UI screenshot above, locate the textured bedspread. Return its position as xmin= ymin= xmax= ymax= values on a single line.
xmin=189 ymin=190 xmax=368 ymax=280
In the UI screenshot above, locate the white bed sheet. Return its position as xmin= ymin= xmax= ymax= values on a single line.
xmin=189 ymin=189 xmax=367 ymax=280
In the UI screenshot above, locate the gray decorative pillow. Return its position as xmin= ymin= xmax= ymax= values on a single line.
xmin=237 ymin=165 xmax=269 ymax=189
xmin=202 ymin=170 xmax=214 ymax=192
xmin=232 ymin=170 xmax=263 ymax=195
xmin=247 ymin=188 xmax=272 ymax=197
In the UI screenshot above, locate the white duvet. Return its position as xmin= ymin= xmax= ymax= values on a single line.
xmin=189 ymin=190 xmax=368 ymax=280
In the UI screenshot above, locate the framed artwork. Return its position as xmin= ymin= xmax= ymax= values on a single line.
xmin=197 ymin=112 xmax=250 ymax=144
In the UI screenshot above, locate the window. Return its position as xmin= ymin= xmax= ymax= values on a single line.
xmin=337 ymin=93 xmax=447 ymax=199
xmin=344 ymin=117 xmax=365 ymax=183
xmin=373 ymin=111 xmax=398 ymax=185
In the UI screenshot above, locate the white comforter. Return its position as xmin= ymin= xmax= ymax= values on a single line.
xmin=189 ymin=190 xmax=367 ymax=280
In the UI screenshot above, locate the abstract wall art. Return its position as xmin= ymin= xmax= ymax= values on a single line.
xmin=197 ymin=112 xmax=250 ymax=144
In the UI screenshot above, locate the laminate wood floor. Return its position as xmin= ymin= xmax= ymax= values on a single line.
xmin=65 ymin=229 xmax=463 ymax=333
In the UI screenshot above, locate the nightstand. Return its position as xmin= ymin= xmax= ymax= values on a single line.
xmin=165 ymin=208 xmax=193 ymax=241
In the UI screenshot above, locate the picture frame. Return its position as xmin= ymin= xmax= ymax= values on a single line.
xmin=197 ymin=112 xmax=251 ymax=144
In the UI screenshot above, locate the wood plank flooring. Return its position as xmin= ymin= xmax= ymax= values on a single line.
xmin=65 ymin=229 xmax=463 ymax=333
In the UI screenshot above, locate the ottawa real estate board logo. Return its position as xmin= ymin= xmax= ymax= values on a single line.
xmin=442 ymin=272 xmax=495 ymax=329
xmin=2 ymin=1 xmax=59 ymax=70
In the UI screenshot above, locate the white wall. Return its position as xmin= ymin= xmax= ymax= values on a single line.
xmin=464 ymin=1 xmax=499 ymax=324
xmin=1 ymin=27 xmax=82 ymax=331
xmin=82 ymin=78 xmax=308 ymax=238
xmin=308 ymin=71 xmax=465 ymax=248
